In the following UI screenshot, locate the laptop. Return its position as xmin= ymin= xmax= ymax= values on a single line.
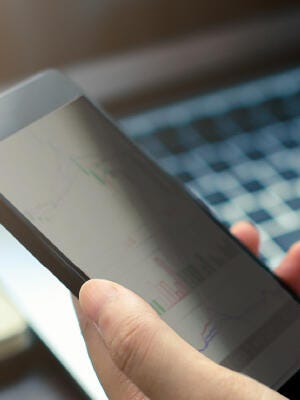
xmin=1 ymin=1 xmax=300 ymax=399
xmin=67 ymin=2 xmax=300 ymax=270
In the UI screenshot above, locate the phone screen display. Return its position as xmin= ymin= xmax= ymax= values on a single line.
xmin=0 ymin=97 xmax=299 ymax=389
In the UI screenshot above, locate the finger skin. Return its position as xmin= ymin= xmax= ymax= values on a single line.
xmin=275 ymin=242 xmax=300 ymax=296
xmin=230 ymin=221 xmax=260 ymax=256
xmin=231 ymin=221 xmax=300 ymax=295
xmin=74 ymin=297 xmax=147 ymax=400
xmin=79 ymin=279 xmax=285 ymax=400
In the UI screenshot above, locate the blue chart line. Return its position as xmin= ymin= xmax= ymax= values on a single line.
xmin=198 ymin=289 xmax=278 ymax=352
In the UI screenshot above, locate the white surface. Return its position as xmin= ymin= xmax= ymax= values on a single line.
xmin=0 ymin=226 xmax=106 ymax=400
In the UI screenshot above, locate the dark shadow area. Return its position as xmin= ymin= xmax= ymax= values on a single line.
xmin=0 ymin=334 xmax=87 ymax=399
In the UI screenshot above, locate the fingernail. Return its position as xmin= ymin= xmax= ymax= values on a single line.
xmin=79 ymin=279 xmax=118 ymax=324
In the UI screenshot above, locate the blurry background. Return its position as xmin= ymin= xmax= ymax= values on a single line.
xmin=0 ymin=0 xmax=297 ymax=86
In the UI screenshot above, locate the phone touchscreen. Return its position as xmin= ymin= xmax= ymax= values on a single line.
xmin=0 ymin=97 xmax=299 ymax=389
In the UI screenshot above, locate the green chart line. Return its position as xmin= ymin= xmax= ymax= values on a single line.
xmin=72 ymin=158 xmax=106 ymax=185
xmin=71 ymin=158 xmax=90 ymax=176
xmin=151 ymin=300 xmax=166 ymax=315
xmin=90 ymin=170 xmax=106 ymax=185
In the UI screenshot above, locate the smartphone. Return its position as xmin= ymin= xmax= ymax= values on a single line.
xmin=0 ymin=71 xmax=299 ymax=398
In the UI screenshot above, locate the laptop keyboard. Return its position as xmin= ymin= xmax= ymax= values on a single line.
xmin=120 ymin=67 xmax=300 ymax=269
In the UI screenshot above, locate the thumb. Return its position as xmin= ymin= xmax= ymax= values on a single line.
xmin=79 ymin=279 xmax=284 ymax=400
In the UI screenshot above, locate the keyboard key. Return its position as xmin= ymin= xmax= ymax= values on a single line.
xmin=176 ymin=172 xmax=194 ymax=183
xmin=246 ymin=149 xmax=265 ymax=160
xmin=213 ymin=173 xmax=240 ymax=191
xmin=248 ymin=209 xmax=272 ymax=223
xmin=228 ymin=104 xmax=274 ymax=132
xmin=243 ymin=180 xmax=264 ymax=192
xmin=279 ymin=169 xmax=299 ymax=180
xmin=262 ymin=240 xmax=283 ymax=259
xmin=177 ymin=126 xmax=202 ymax=148
xmin=209 ymin=161 xmax=230 ymax=172
xmin=274 ymin=229 xmax=300 ymax=251
xmin=216 ymin=202 xmax=246 ymax=222
xmin=180 ymin=152 xmax=208 ymax=176
xmin=158 ymin=155 xmax=183 ymax=175
xmin=195 ymin=174 xmax=218 ymax=194
xmin=193 ymin=117 xmax=221 ymax=142
xmin=205 ymin=191 xmax=229 ymax=205
xmin=256 ymin=189 xmax=282 ymax=208
xmin=268 ymin=181 xmax=294 ymax=200
xmin=156 ymin=128 xmax=186 ymax=154
xmin=228 ymin=107 xmax=253 ymax=132
xmin=286 ymin=198 xmax=300 ymax=210
xmin=281 ymin=138 xmax=299 ymax=149
xmin=213 ymin=115 xmax=241 ymax=138
xmin=250 ymin=126 xmax=281 ymax=153
xmin=260 ymin=219 xmax=282 ymax=237
xmin=276 ymin=212 xmax=300 ymax=231
xmin=284 ymin=92 xmax=300 ymax=119
xmin=264 ymin=97 xmax=289 ymax=121
xmin=135 ymin=136 xmax=169 ymax=158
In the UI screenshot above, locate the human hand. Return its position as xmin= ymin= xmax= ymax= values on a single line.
xmin=76 ymin=222 xmax=300 ymax=399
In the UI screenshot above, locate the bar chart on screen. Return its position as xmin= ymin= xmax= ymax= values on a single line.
xmin=147 ymin=236 xmax=237 ymax=315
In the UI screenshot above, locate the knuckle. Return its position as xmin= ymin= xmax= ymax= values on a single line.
xmin=109 ymin=313 xmax=157 ymax=377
